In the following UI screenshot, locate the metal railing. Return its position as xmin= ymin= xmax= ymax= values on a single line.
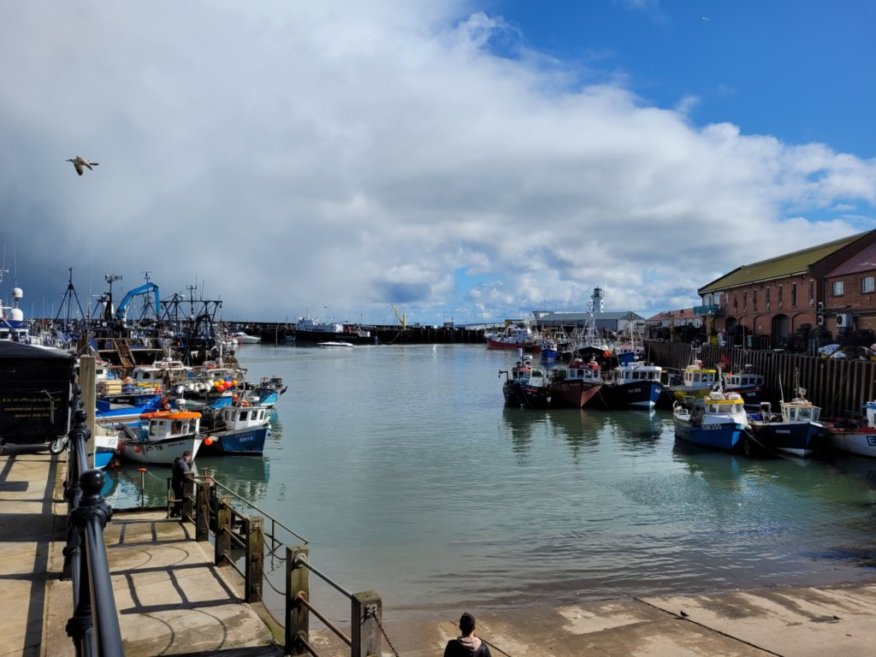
xmin=62 ymin=388 xmax=124 ymax=657
xmin=160 ymin=472 xmax=390 ymax=657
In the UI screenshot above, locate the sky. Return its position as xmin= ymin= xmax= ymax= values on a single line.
xmin=1 ymin=1 xmax=875 ymax=326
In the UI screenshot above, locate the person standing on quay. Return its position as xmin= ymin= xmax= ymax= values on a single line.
xmin=444 ymin=612 xmax=491 ymax=657
xmin=171 ymin=450 xmax=193 ymax=518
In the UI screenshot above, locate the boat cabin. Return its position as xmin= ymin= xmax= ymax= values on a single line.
xmin=558 ymin=358 xmax=601 ymax=383
xmin=221 ymin=405 xmax=269 ymax=430
xmin=141 ymin=410 xmax=201 ymax=439
xmin=604 ymin=363 xmax=662 ymax=384
xmin=780 ymin=398 xmax=821 ymax=424
xmin=725 ymin=371 xmax=764 ymax=387
xmin=511 ymin=359 xmax=549 ymax=388
xmin=703 ymin=392 xmax=746 ymax=417
xmin=682 ymin=360 xmax=717 ymax=387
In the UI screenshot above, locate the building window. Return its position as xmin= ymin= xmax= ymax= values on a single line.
xmin=765 ymin=287 xmax=770 ymax=306
xmin=809 ymin=279 xmax=815 ymax=303
xmin=778 ymin=285 xmax=783 ymax=305
xmin=833 ymin=280 xmax=844 ymax=296
xmin=863 ymin=276 xmax=875 ymax=294
xmin=791 ymin=282 xmax=797 ymax=307
xmin=743 ymin=292 xmax=747 ymax=309
xmin=733 ymin=294 xmax=738 ymax=310
xmin=753 ymin=290 xmax=758 ymax=311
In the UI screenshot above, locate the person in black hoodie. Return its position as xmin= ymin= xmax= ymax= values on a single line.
xmin=444 ymin=612 xmax=491 ymax=657
xmin=170 ymin=450 xmax=192 ymax=517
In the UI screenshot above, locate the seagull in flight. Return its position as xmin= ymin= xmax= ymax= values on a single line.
xmin=66 ymin=156 xmax=99 ymax=176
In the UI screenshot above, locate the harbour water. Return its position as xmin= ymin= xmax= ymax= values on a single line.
xmin=104 ymin=343 xmax=876 ymax=620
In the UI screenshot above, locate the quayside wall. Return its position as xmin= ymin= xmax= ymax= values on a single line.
xmin=645 ymin=340 xmax=876 ymax=418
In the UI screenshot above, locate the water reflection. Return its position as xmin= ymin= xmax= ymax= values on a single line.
xmin=500 ymin=408 xmax=602 ymax=458
xmin=104 ymin=454 xmax=271 ymax=510
xmin=607 ymin=410 xmax=665 ymax=453
xmin=200 ymin=455 xmax=270 ymax=502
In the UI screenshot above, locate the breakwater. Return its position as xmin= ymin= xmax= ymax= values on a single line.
xmin=231 ymin=322 xmax=488 ymax=345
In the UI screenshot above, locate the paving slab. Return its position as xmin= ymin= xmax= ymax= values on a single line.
xmin=0 ymin=446 xmax=58 ymax=657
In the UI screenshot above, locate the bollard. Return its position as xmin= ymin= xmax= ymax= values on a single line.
xmin=215 ymin=498 xmax=232 ymax=566
xmin=351 ymin=591 xmax=382 ymax=657
xmin=244 ymin=516 xmax=264 ymax=602
xmin=285 ymin=545 xmax=309 ymax=656
xmin=195 ymin=478 xmax=211 ymax=541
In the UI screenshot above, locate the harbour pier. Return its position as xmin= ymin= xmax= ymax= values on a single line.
xmin=3 ymin=440 xmax=876 ymax=655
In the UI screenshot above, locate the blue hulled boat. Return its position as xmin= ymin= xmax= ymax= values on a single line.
xmin=200 ymin=403 xmax=270 ymax=456
xmin=591 ymin=361 xmax=664 ymax=410
xmin=673 ymin=391 xmax=750 ymax=452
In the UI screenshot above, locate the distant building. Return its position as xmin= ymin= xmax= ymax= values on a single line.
xmin=644 ymin=308 xmax=702 ymax=339
xmin=536 ymin=310 xmax=645 ymax=336
xmin=695 ymin=229 xmax=876 ymax=347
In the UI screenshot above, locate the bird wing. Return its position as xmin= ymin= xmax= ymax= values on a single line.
xmin=74 ymin=162 xmax=84 ymax=175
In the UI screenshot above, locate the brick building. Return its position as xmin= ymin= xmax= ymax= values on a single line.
xmin=824 ymin=241 xmax=876 ymax=334
xmin=696 ymin=229 xmax=876 ymax=347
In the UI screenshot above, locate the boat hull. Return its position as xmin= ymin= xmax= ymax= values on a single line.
xmin=549 ymin=381 xmax=602 ymax=409
xmin=674 ymin=419 xmax=746 ymax=452
xmin=593 ymin=381 xmax=663 ymax=410
xmin=486 ymin=338 xmax=541 ymax=352
xmin=750 ymin=422 xmax=826 ymax=458
xmin=503 ymin=381 xmax=552 ymax=409
xmin=829 ymin=428 xmax=876 ymax=458
xmin=200 ymin=425 xmax=269 ymax=456
xmin=293 ymin=330 xmax=372 ymax=345
xmin=117 ymin=435 xmax=203 ymax=465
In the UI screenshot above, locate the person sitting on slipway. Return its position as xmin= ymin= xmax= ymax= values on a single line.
xmin=444 ymin=612 xmax=491 ymax=657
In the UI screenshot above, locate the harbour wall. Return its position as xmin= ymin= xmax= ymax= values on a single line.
xmin=233 ymin=323 xmax=489 ymax=345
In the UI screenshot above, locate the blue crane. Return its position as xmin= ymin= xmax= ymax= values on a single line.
xmin=114 ymin=282 xmax=160 ymax=322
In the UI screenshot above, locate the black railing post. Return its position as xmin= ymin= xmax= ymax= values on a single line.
xmin=73 ymin=469 xmax=123 ymax=657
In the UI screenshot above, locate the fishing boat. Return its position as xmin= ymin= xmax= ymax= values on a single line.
xmin=231 ymin=331 xmax=261 ymax=344
xmin=721 ymin=365 xmax=766 ymax=405
xmin=243 ymin=375 xmax=287 ymax=407
xmin=666 ymin=358 xmax=718 ymax=401
xmin=318 ymin=341 xmax=354 ymax=348
xmin=200 ymin=403 xmax=270 ymax=456
xmin=93 ymin=424 xmax=120 ymax=470
xmin=591 ymin=361 xmax=664 ymax=410
xmin=485 ymin=322 xmax=541 ymax=352
xmin=748 ymin=387 xmax=826 ymax=458
xmin=291 ymin=316 xmax=372 ymax=344
xmin=500 ymin=357 xmax=551 ymax=409
xmin=549 ymin=358 xmax=603 ymax=409
xmin=673 ymin=391 xmax=750 ymax=452
xmin=116 ymin=409 xmax=203 ymax=465
xmin=825 ymin=400 xmax=876 ymax=458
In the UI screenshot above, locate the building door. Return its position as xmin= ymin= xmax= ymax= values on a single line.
xmin=771 ymin=314 xmax=791 ymax=347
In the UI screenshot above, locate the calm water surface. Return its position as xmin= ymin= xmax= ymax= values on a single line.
xmin=106 ymin=343 xmax=876 ymax=619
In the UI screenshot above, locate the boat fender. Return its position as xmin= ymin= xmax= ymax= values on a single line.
xmin=241 ymin=400 xmax=250 ymax=407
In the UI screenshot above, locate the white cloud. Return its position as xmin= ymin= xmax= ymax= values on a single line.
xmin=1 ymin=1 xmax=874 ymax=324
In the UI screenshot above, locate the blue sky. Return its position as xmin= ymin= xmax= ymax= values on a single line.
xmin=1 ymin=1 xmax=874 ymax=326
xmin=489 ymin=1 xmax=876 ymax=156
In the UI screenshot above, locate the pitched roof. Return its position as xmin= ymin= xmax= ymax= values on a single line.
xmin=698 ymin=232 xmax=868 ymax=294
xmin=538 ymin=311 xmax=643 ymax=322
